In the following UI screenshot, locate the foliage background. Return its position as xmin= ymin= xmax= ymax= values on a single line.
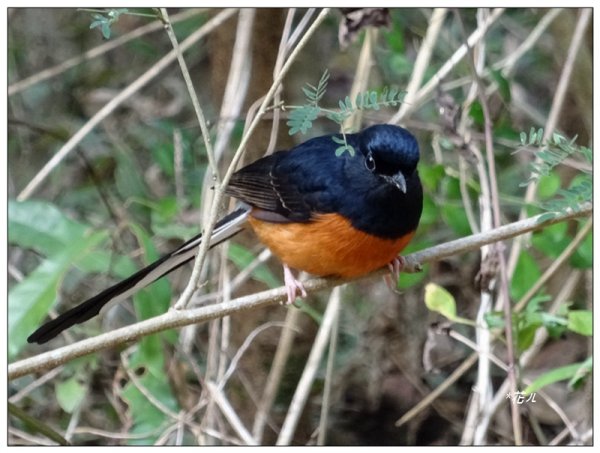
xmin=7 ymin=8 xmax=592 ymax=446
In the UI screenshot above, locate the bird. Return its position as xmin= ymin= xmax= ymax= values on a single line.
xmin=27 ymin=124 xmax=423 ymax=344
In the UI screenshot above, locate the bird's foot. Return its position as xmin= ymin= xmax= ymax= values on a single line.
xmin=385 ymin=256 xmax=406 ymax=290
xmin=283 ymin=265 xmax=307 ymax=305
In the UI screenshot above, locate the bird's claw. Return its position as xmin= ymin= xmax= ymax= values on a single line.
xmin=385 ymin=256 xmax=406 ymax=290
xmin=283 ymin=265 xmax=307 ymax=305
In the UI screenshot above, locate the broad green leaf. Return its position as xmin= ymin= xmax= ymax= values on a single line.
xmin=568 ymin=356 xmax=592 ymax=389
xmin=56 ymin=377 xmax=87 ymax=414
xmin=536 ymin=173 xmax=561 ymax=200
xmin=510 ymin=251 xmax=541 ymax=301
xmin=8 ymin=230 xmax=108 ymax=358
xmin=523 ymin=359 xmax=591 ymax=395
xmin=532 ymin=221 xmax=570 ymax=259
xmin=424 ymin=283 xmax=457 ymax=321
xmin=418 ymin=164 xmax=445 ymax=192
xmin=567 ymin=310 xmax=592 ymax=336
xmin=570 ymin=228 xmax=592 ymax=269
xmin=8 ymin=199 xmax=90 ymax=256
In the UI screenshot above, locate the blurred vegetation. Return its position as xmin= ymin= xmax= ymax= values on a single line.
xmin=8 ymin=8 xmax=592 ymax=446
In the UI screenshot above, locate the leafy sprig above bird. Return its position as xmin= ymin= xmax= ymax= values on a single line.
xmin=519 ymin=127 xmax=592 ymax=222
xmin=286 ymin=69 xmax=405 ymax=156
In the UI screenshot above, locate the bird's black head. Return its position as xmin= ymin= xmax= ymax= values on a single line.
xmin=359 ymin=124 xmax=420 ymax=193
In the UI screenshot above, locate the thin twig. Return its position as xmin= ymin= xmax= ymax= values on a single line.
xmin=205 ymin=381 xmax=258 ymax=445
xmin=395 ymin=8 xmax=447 ymax=122
xmin=217 ymin=321 xmax=289 ymax=390
xmin=494 ymin=8 xmax=563 ymax=77
xmin=390 ymin=8 xmax=504 ymax=123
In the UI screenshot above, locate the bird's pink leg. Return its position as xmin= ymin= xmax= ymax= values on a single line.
xmin=385 ymin=256 xmax=406 ymax=289
xmin=283 ymin=264 xmax=307 ymax=305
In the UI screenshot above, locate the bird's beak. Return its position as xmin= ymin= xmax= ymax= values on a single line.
xmin=388 ymin=171 xmax=407 ymax=193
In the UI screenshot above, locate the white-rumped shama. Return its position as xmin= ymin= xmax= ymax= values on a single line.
xmin=27 ymin=124 xmax=423 ymax=344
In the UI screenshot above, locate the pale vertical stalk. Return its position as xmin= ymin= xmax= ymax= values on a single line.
xmin=457 ymin=9 xmax=494 ymax=444
xmin=211 ymin=9 xmax=256 ymax=164
xmin=395 ymin=8 xmax=447 ymax=122
xmin=343 ymin=27 xmax=377 ymax=131
xmin=317 ymin=301 xmax=339 ymax=445
xmin=276 ymin=286 xmax=342 ymax=445
xmin=252 ymin=307 xmax=301 ymax=442
xmin=265 ymin=8 xmax=295 ymax=155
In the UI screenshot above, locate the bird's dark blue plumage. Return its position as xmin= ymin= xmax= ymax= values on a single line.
xmin=226 ymin=124 xmax=423 ymax=239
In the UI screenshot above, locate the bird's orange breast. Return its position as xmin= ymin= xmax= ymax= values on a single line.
xmin=248 ymin=212 xmax=415 ymax=278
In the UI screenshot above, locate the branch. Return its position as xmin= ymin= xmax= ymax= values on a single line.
xmin=9 ymin=203 xmax=591 ymax=381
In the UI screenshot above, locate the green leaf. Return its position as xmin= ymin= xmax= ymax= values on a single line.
xmin=484 ymin=311 xmax=505 ymax=329
xmin=490 ymin=69 xmax=511 ymax=102
xmin=567 ymin=310 xmax=592 ymax=336
xmin=570 ymin=228 xmax=592 ymax=269
xmin=540 ymin=312 xmax=568 ymax=338
xmin=101 ymin=22 xmax=111 ymax=39
xmin=510 ymin=251 xmax=541 ymax=301
xmin=515 ymin=318 xmax=541 ymax=351
xmin=89 ymin=20 xmax=103 ymax=29
xmin=469 ymin=101 xmax=484 ymax=126
xmin=523 ymin=359 xmax=590 ymax=395
xmin=424 ymin=283 xmax=457 ymax=321
xmin=287 ymin=105 xmax=320 ymax=135
xmin=9 ymin=200 xmax=91 ymax=256
xmin=120 ymin=341 xmax=180 ymax=444
xmin=536 ymin=173 xmax=561 ymax=200
xmin=8 ymin=230 xmax=108 ymax=358
xmin=56 ymin=377 xmax=87 ymax=414
xmin=535 ymin=212 xmax=558 ymax=224
xmin=418 ymin=164 xmax=445 ymax=192
xmin=568 ymin=356 xmax=592 ymax=389
xmin=335 ymin=144 xmax=355 ymax=157
xmin=228 ymin=243 xmax=280 ymax=288
xmin=520 ymin=131 xmax=527 ymax=145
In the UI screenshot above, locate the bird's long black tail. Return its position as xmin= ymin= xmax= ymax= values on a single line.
xmin=27 ymin=208 xmax=250 ymax=344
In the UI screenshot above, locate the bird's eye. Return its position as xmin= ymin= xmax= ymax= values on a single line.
xmin=365 ymin=153 xmax=376 ymax=171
